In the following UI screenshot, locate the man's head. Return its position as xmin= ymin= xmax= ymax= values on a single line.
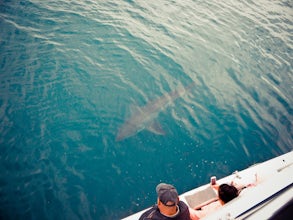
xmin=218 ymin=184 xmax=238 ymax=204
xmin=156 ymin=183 xmax=179 ymax=207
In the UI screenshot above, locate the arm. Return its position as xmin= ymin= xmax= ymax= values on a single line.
xmin=189 ymin=207 xmax=200 ymax=220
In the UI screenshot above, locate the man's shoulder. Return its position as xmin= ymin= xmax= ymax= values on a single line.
xmin=178 ymin=200 xmax=189 ymax=210
xmin=179 ymin=200 xmax=188 ymax=206
xmin=139 ymin=206 xmax=159 ymax=220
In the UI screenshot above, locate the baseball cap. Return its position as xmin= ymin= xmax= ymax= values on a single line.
xmin=156 ymin=183 xmax=178 ymax=206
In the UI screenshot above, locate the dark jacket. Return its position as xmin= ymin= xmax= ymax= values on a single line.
xmin=138 ymin=201 xmax=191 ymax=220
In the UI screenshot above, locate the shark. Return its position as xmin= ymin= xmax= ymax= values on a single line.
xmin=115 ymin=82 xmax=196 ymax=141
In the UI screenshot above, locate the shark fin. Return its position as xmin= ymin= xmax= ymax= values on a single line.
xmin=147 ymin=121 xmax=165 ymax=135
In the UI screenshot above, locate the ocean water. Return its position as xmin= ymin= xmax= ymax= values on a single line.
xmin=0 ymin=0 xmax=292 ymax=219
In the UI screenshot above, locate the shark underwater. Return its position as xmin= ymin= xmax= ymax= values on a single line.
xmin=116 ymin=82 xmax=196 ymax=141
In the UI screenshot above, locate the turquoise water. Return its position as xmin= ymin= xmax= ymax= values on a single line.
xmin=0 ymin=0 xmax=292 ymax=219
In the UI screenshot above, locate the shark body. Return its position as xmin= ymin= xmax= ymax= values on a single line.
xmin=116 ymin=82 xmax=195 ymax=141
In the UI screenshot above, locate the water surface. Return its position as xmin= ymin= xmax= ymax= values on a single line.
xmin=0 ymin=0 xmax=292 ymax=219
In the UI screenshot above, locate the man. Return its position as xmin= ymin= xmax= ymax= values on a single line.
xmin=139 ymin=183 xmax=198 ymax=220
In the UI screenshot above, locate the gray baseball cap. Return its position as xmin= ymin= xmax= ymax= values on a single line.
xmin=156 ymin=183 xmax=178 ymax=206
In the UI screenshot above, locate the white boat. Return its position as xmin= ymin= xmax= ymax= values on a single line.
xmin=122 ymin=151 xmax=293 ymax=220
